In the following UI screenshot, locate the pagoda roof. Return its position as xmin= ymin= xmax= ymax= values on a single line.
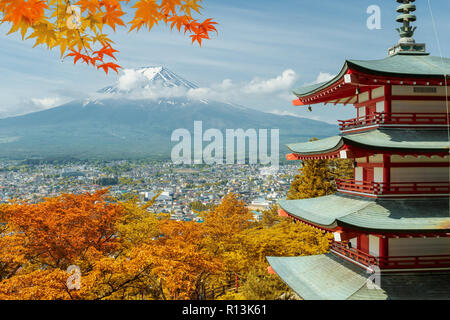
xmin=287 ymin=129 xmax=449 ymax=159
xmin=293 ymin=54 xmax=450 ymax=99
xmin=267 ymin=254 xmax=450 ymax=300
xmin=278 ymin=194 xmax=450 ymax=233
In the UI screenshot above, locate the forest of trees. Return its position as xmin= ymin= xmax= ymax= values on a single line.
xmin=0 ymin=138 xmax=353 ymax=300
xmin=0 ymin=190 xmax=331 ymax=300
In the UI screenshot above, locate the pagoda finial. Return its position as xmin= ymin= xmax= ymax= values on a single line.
xmin=388 ymin=0 xmax=427 ymax=56
xmin=395 ymin=0 xmax=417 ymax=43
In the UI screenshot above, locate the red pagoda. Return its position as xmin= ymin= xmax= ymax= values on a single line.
xmin=267 ymin=0 xmax=450 ymax=300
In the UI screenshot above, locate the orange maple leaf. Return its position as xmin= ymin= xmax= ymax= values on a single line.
xmin=97 ymin=62 xmax=121 ymax=74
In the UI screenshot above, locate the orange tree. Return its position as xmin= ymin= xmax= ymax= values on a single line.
xmin=0 ymin=191 xmax=331 ymax=300
xmin=198 ymin=195 xmax=331 ymax=299
xmin=0 ymin=190 xmax=221 ymax=300
xmin=0 ymin=0 xmax=218 ymax=73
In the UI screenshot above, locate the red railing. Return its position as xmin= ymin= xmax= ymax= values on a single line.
xmin=336 ymin=179 xmax=380 ymax=194
xmin=338 ymin=112 xmax=449 ymax=131
xmin=331 ymin=241 xmax=450 ymax=270
xmin=377 ymin=255 xmax=450 ymax=269
xmin=331 ymin=241 xmax=377 ymax=267
xmin=336 ymin=179 xmax=450 ymax=196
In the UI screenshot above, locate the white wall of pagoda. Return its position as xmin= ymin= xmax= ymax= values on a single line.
xmin=354 ymin=85 xmax=450 ymax=117
xmin=354 ymin=155 xmax=449 ymax=184
xmin=391 ymin=85 xmax=449 ymax=96
xmin=369 ymin=235 xmax=380 ymax=257
xmin=349 ymin=237 xmax=357 ymax=249
xmin=374 ymin=168 xmax=383 ymax=183
xmin=391 ymin=100 xmax=448 ymax=113
xmin=390 ymin=155 xmax=449 ymax=183
xmin=388 ymin=237 xmax=450 ymax=256
xmin=391 ymin=155 xmax=450 ymax=163
xmin=391 ymin=167 xmax=449 ymax=182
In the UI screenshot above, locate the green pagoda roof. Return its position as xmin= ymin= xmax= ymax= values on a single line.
xmin=293 ymin=54 xmax=450 ymax=97
xmin=287 ymin=129 xmax=450 ymax=155
xmin=267 ymin=254 xmax=450 ymax=300
xmin=278 ymin=194 xmax=450 ymax=232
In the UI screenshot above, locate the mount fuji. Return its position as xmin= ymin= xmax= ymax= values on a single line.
xmin=0 ymin=67 xmax=338 ymax=160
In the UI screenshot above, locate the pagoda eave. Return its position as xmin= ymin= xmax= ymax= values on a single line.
xmin=286 ymin=130 xmax=449 ymax=161
xmin=287 ymin=148 xmax=449 ymax=161
xmin=278 ymin=195 xmax=450 ymax=234
xmin=281 ymin=207 xmax=450 ymax=235
xmin=292 ymin=55 xmax=450 ymax=107
xmin=267 ymin=254 xmax=450 ymax=300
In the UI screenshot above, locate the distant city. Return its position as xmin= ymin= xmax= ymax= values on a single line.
xmin=0 ymin=160 xmax=299 ymax=222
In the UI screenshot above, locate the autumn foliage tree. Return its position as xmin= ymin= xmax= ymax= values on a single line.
xmin=0 ymin=0 xmax=218 ymax=73
xmin=0 ymin=190 xmax=331 ymax=300
xmin=287 ymin=138 xmax=354 ymax=200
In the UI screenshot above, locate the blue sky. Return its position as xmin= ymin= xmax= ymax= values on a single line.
xmin=0 ymin=0 xmax=449 ymax=123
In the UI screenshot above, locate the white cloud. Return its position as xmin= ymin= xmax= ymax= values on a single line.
xmin=186 ymin=69 xmax=299 ymax=103
xmin=117 ymin=69 xmax=149 ymax=91
xmin=30 ymin=97 xmax=64 ymax=109
xmin=0 ymin=96 xmax=71 ymax=118
xmin=99 ymin=69 xmax=300 ymax=107
xmin=269 ymin=109 xmax=303 ymax=118
xmin=270 ymin=109 xmax=323 ymax=122
xmin=308 ymin=72 xmax=336 ymax=85
xmin=243 ymin=69 xmax=298 ymax=94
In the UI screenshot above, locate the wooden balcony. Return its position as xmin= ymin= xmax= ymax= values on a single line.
xmin=377 ymin=255 xmax=450 ymax=270
xmin=330 ymin=241 xmax=377 ymax=267
xmin=338 ymin=112 xmax=449 ymax=131
xmin=336 ymin=179 xmax=450 ymax=196
xmin=331 ymin=241 xmax=450 ymax=270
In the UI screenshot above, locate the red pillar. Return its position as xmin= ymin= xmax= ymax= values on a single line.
xmin=379 ymin=236 xmax=389 ymax=268
xmin=383 ymin=154 xmax=391 ymax=193
xmin=384 ymin=85 xmax=392 ymax=114
xmin=358 ymin=234 xmax=369 ymax=253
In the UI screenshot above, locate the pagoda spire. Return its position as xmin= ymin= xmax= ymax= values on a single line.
xmin=396 ymin=0 xmax=417 ymax=42
xmin=388 ymin=0 xmax=427 ymax=56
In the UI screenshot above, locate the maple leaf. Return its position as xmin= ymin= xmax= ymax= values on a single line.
xmin=160 ymin=0 xmax=182 ymax=16
xmin=97 ymin=62 xmax=121 ymax=74
xmin=2 ymin=0 xmax=47 ymax=25
xmin=199 ymin=18 xmax=218 ymax=34
xmin=75 ymin=0 xmax=100 ymax=15
xmin=129 ymin=0 xmax=160 ymax=32
xmin=0 ymin=0 xmax=218 ymax=73
xmin=102 ymin=4 xmax=126 ymax=31
xmin=180 ymin=0 xmax=202 ymax=16
xmin=190 ymin=32 xmax=206 ymax=46
xmin=66 ymin=49 xmax=93 ymax=65
xmin=91 ymin=32 xmax=114 ymax=47
xmin=168 ymin=15 xmax=186 ymax=32
xmin=93 ymin=44 xmax=119 ymax=60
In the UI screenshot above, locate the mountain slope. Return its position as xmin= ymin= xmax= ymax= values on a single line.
xmin=0 ymin=67 xmax=338 ymax=160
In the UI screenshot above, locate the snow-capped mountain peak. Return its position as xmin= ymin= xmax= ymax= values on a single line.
xmin=98 ymin=66 xmax=198 ymax=95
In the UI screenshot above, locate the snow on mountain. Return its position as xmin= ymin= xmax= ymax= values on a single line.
xmin=98 ymin=66 xmax=198 ymax=95
xmin=0 ymin=65 xmax=338 ymax=159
